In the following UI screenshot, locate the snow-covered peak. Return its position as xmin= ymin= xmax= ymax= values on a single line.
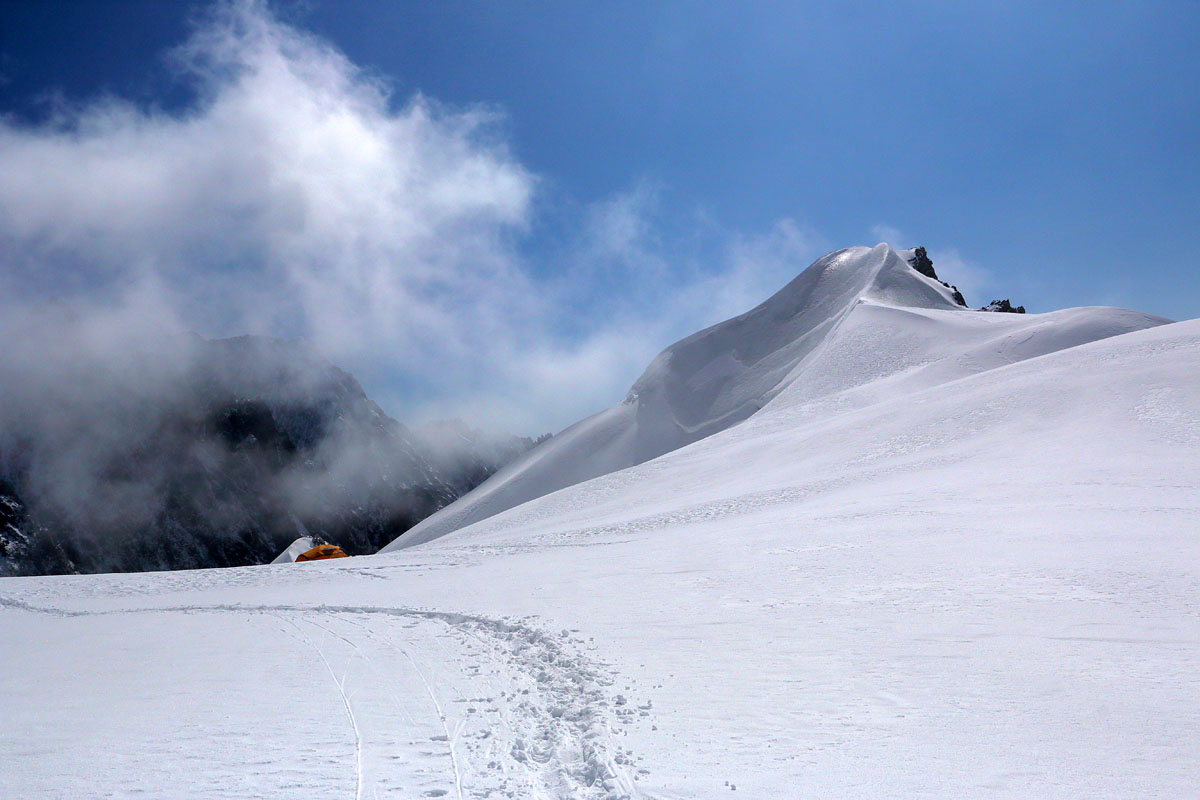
xmin=384 ymin=244 xmax=1166 ymax=552
xmin=862 ymin=244 xmax=966 ymax=308
xmin=625 ymin=244 xmax=959 ymax=438
xmin=753 ymin=243 xmax=961 ymax=317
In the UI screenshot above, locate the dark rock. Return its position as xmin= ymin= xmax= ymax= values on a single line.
xmin=908 ymin=246 xmax=938 ymax=280
xmin=906 ymin=246 xmax=965 ymax=305
xmin=979 ymin=299 xmax=1026 ymax=314
xmin=0 ymin=482 xmax=30 ymax=576
xmin=0 ymin=480 xmax=76 ymax=577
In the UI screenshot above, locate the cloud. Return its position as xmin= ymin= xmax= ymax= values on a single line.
xmin=0 ymin=1 xmax=846 ymax=570
xmin=0 ymin=0 xmax=534 ymax=360
xmin=869 ymin=223 xmax=907 ymax=247
xmin=0 ymin=0 xmax=829 ymax=442
xmin=440 ymin=191 xmax=829 ymax=429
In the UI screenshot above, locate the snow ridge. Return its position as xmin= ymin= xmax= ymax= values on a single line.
xmin=386 ymin=243 xmax=1166 ymax=552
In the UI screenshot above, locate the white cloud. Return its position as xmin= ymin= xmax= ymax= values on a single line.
xmin=869 ymin=223 xmax=906 ymax=247
xmin=3 ymin=0 xmax=536 ymax=354
xmin=0 ymin=1 xmax=830 ymax=435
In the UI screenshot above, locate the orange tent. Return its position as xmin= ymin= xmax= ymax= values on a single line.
xmin=295 ymin=544 xmax=348 ymax=562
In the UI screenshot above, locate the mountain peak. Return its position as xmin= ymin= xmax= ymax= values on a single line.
xmin=748 ymin=244 xmax=963 ymax=328
xmin=387 ymin=243 xmax=1168 ymax=552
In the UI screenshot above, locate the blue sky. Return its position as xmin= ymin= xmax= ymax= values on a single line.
xmin=0 ymin=1 xmax=1197 ymax=432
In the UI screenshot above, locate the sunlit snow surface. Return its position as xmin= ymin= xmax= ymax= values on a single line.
xmin=3 ymin=248 xmax=1199 ymax=797
xmin=388 ymin=245 xmax=1168 ymax=551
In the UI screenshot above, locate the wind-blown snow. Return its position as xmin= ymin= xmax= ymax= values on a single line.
xmin=1 ymin=245 xmax=1196 ymax=798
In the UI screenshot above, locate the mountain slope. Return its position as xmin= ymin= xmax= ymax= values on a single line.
xmin=3 ymin=312 xmax=1196 ymax=799
xmin=0 ymin=336 xmax=535 ymax=575
xmin=387 ymin=243 xmax=1167 ymax=551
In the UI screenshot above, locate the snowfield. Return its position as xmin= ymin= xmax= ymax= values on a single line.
xmin=2 ymin=245 xmax=1198 ymax=798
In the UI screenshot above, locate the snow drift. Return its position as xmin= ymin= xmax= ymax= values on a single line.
xmin=386 ymin=243 xmax=1167 ymax=551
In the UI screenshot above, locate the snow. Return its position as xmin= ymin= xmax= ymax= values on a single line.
xmin=270 ymin=536 xmax=317 ymax=564
xmin=2 ymin=245 xmax=1198 ymax=798
xmin=388 ymin=244 xmax=1166 ymax=551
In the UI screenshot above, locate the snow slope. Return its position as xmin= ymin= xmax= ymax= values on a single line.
xmin=386 ymin=244 xmax=1166 ymax=550
xmin=1 ymin=257 xmax=1196 ymax=798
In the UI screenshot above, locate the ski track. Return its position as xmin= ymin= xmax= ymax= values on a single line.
xmin=333 ymin=613 xmax=467 ymax=800
xmin=274 ymin=613 xmax=365 ymax=800
xmin=1 ymin=597 xmax=648 ymax=799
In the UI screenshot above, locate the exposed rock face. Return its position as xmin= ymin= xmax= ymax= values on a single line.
xmin=0 ymin=482 xmax=35 ymax=572
xmin=908 ymin=246 xmax=938 ymax=280
xmin=980 ymin=299 xmax=1026 ymax=314
xmin=0 ymin=336 xmax=537 ymax=576
xmin=907 ymin=246 xmax=966 ymax=306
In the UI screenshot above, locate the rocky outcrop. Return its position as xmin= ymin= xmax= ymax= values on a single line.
xmin=980 ymin=299 xmax=1026 ymax=314
xmin=907 ymin=246 xmax=967 ymax=306
xmin=0 ymin=483 xmax=31 ymax=576
xmin=0 ymin=480 xmax=77 ymax=577
xmin=909 ymin=245 xmax=1030 ymax=313
xmin=908 ymin=246 xmax=938 ymax=280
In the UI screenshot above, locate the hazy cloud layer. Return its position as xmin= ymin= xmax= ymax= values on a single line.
xmin=0 ymin=0 xmax=830 ymax=436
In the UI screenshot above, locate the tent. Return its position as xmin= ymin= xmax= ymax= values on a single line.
xmin=271 ymin=537 xmax=349 ymax=564
xmin=295 ymin=544 xmax=348 ymax=562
